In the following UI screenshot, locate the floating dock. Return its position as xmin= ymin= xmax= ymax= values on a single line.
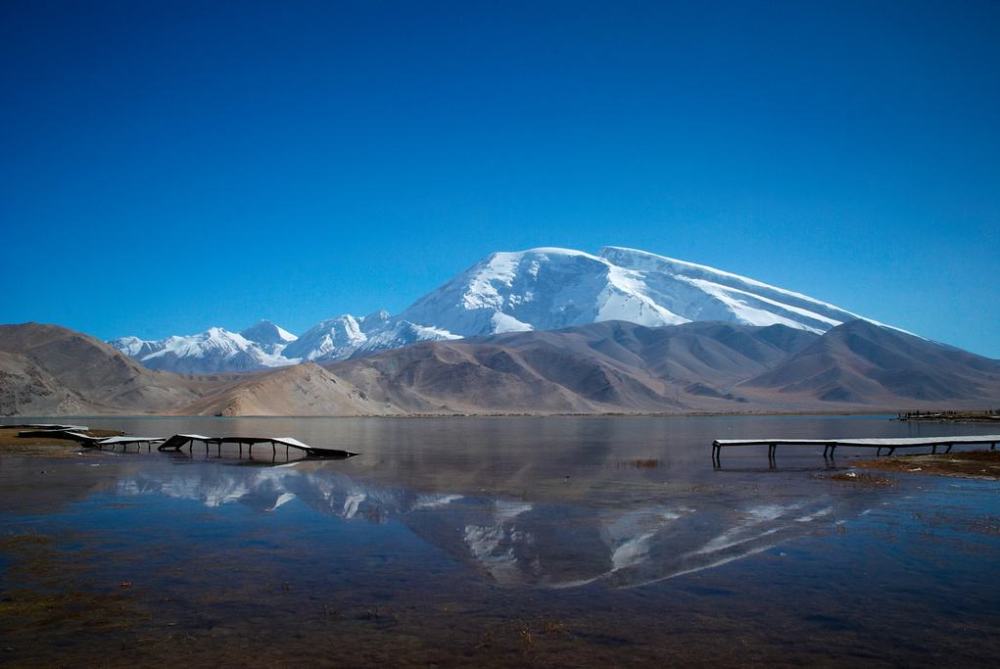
xmin=712 ymin=434 xmax=1000 ymax=465
xmin=157 ymin=434 xmax=357 ymax=458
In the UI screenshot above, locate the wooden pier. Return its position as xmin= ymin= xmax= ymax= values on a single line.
xmin=157 ymin=434 xmax=357 ymax=459
xmin=93 ymin=436 xmax=165 ymax=451
xmin=712 ymin=435 xmax=1000 ymax=466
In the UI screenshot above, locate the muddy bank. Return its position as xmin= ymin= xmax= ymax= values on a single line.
xmin=0 ymin=427 xmax=122 ymax=457
xmin=856 ymin=450 xmax=1000 ymax=480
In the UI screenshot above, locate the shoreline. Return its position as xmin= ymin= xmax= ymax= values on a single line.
xmin=855 ymin=450 xmax=1000 ymax=480
xmin=0 ymin=408 xmax=936 ymax=420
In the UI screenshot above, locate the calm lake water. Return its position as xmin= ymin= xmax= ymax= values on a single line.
xmin=1 ymin=415 xmax=998 ymax=667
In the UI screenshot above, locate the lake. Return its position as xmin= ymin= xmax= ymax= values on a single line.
xmin=1 ymin=415 xmax=998 ymax=666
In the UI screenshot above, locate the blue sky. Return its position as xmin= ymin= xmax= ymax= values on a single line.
xmin=2 ymin=1 xmax=998 ymax=356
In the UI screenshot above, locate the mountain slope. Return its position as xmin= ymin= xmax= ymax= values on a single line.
xmin=742 ymin=320 xmax=1000 ymax=404
xmin=0 ymin=323 xmax=230 ymax=415
xmin=396 ymin=246 xmax=870 ymax=342
xmin=4 ymin=320 xmax=997 ymax=416
xmin=182 ymin=362 xmax=396 ymax=416
xmin=323 ymin=321 xmax=821 ymax=414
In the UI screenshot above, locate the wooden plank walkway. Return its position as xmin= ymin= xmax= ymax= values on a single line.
xmin=712 ymin=434 xmax=1000 ymax=465
xmin=94 ymin=436 xmax=165 ymax=451
xmin=96 ymin=436 xmax=165 ymax=446
xmin=157 ymin=434 xmax=357 ymax=458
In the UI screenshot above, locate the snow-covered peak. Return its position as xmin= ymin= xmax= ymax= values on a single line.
xmin=240 ymin=320 xmax=297 ymax=347
xmin=397 ymin=246 xmax=872 ymax=339
xmin=108 ymin=335 xmax=161 ymax=358
xmin=399 ymin=248 xmax=655 ymax=336
xmin=281 ymin=315 xmax=367 ymax=361
xmin=281 ymin=312 xmax=458 ymax=362
xmin=354 ymin=320 xmax=460 ymax=356
xmin=110 ymin=325 xmax=296 ymax=374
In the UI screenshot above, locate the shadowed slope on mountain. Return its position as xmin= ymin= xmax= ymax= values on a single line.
xmin=324 ymin=321 xmax=821 ymax=414
xmin=742 ymin=320 xmax=1000 ymax=404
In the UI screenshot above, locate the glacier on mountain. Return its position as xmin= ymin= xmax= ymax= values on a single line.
xmin=398 ymin=246 xmax=865 ymax=338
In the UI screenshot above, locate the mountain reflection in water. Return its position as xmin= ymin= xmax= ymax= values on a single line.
xmin=114 ymin=458 xmax=871 ymax=589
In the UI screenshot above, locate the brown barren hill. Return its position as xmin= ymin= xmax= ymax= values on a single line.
xmin=1 ymin=320 xmax=997 ymax=416
xmin=0 ymin=323 xmax=232 ymax=415
xmin=741 ymin=320 xmax=1000 ymax=406
xmin=182 ymin=362 xmax=396 ymax=416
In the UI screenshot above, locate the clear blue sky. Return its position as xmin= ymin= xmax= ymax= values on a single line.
xmin=2 ymin=1 xmax=998 ymax=356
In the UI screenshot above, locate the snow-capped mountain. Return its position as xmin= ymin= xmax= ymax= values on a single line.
xmin=112 ymin=246 xmax=877 ymax=373
xmin=399 ymin=246 xmax=867 ymax=337
xmin=282 ymin=310 xmax=457 ymax=362
xmin=110 ymin=321 xmax=298 ymax=374
xmin=240 ymin=320 xmax=297 ymax=350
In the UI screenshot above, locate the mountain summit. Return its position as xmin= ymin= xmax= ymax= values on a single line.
xmin=400 ymin=246 xmax=866 ymax=339
xmin=111 ymin=246 xmax=880 ymax=373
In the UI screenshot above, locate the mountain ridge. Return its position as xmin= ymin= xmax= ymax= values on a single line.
xmin=3 ymin=319 xmax=997 ymax=416
xmin=109 ymin=246 xmax=887 ymax=374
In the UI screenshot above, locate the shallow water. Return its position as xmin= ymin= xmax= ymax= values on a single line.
xmin=1 ymin=415 xmax=998 ymax=666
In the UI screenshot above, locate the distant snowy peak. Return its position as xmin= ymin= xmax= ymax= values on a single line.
xmin=282 ymin=311 xmax=457 ymax=362
xmin=398 ymin=246 xmax=869 ymax=338
xmin=240 ymin=320 xmax=297 ymax=348
xmin=110 ymin=323 xmax=298 ymax=374
xmin=109 ymin=335 xmax=163 ymax=359
xmin=282 ymin=314 xmax=367 ymax=361
xmin=354 ymin=320 xmax=460 ymax=356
